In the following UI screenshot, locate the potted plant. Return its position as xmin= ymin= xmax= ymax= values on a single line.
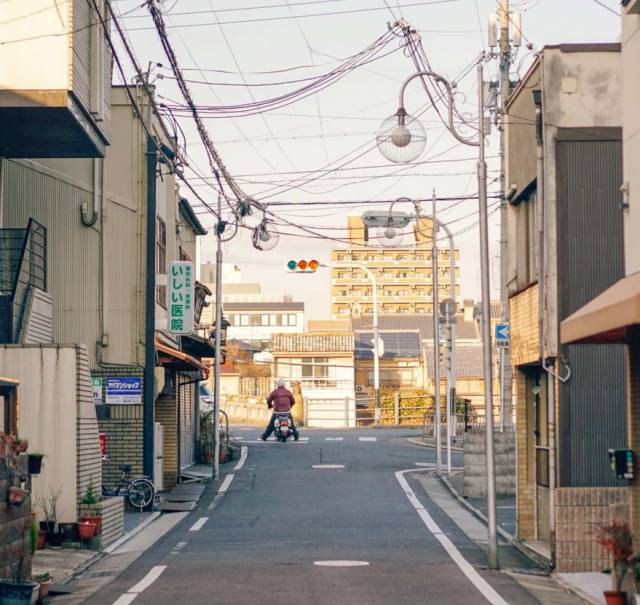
xmin=27 ymin=452 xmax=44 ymax=475
xmin=33 ymin=573 xmax=51 ymax=602
xmin=628 ymin=554 xmax=640 ymax=605
xmin=0 ymin=516 xmax=38 ymax=604
xmin=37 ymin=486 xmax=63 ymax=548
xmin=80 ymin=484 xmax=102 ymax=534
xmin=13 ymin=438 xmax=28 ymax=454
xmin=596 ymin=519 xmax=633 ymax=605
xmin=78 ymin=520 xmax=97 ymax=541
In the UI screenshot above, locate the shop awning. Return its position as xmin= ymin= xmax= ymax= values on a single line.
xmin=156 ymin=338 xmax=210 ymax=377
xmin=560 ymin=271 xmax=640 ymax=344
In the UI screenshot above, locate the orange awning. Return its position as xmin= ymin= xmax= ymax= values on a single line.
xmin=560 ymin=271 xmax=640 ymax=345
xmin=156 ymin=338 xmax=210 ymax=377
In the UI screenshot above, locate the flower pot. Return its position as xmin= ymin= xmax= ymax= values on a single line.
xmin=59 ymin=522 xmax=78 ymax=542
xmin=81 ymin=516 xmax=102 ymax=535
xmin=36 ymin=530 xmax=46 ymax=550
xmin=78 ymin=521 xmax=96 ymax=540
xmin=8 ymin=486 xmax=28 ymax=506
xmin=36 ymin=580 xmax=51 ymax=602
xmin=47 ymin=530 xmax=63 ymax=548
xmin=27 ymin=454 xmax=43 ymax=475
xmin=0 ymin=580 xmax=38 ymax=605
xmin=604 ymin=591 xmax=627 ymax=605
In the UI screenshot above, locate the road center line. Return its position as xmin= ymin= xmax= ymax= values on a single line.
xmin=189 ymin=517 xmax=209 ymax=532
xmin=359 ymin=437 xmax=377 ymax=441
xmin=395 ymin=469 xmax=509 ymax=605
xmin=218 ymin=473 xmax=235 ymax=494
xmin=113 ymin=594 xmax=137 ymax=605
xmin=234 ymin=446 xmax=248 ymax=471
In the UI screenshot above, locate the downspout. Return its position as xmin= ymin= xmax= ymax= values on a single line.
xmin=81 ymin=159 xmax=100 ymax=227
xmin=143 ymin=135 xmax=157 ymax=481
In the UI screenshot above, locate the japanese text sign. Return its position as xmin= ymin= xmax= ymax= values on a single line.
xmin=168 ymin=261 xmax=194 ymax=334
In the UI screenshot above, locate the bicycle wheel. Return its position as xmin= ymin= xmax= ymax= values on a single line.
xmin=127 ymin=478 xmax=155 ymax=509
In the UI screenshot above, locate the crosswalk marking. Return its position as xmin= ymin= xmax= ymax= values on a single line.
xmin=358 ymin=437 xmax=377 ymax=442
xmin=325 ymin=437 xmax=343 ymax=441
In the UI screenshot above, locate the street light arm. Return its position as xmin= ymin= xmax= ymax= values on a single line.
xmin=397 ymin=70 xmax=479 ymax=148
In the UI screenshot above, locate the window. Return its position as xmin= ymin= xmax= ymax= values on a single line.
xmin=300 ymin=357 xmax=336 ymax=387
xmin=250 ymin=315 xmax=262 ymax=326
xmin=240 ymin=314 xmax=249 ymax=326
xmin=515 ymin=191 xmax=538 ymax=289
xmin=288 ymin=314 xmax=297 ymax=326
xmin=261 ymin=314 xmax=269 ymax=326
xmin=155 ymin=216 xmax=167 ymax=308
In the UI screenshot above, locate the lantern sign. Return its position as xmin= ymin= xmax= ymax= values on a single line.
xmin=169 ymin=261 xmax=194 ymax=334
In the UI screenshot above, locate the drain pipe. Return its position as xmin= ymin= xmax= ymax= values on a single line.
xmin=81 ymin=159 xmax=100 ymax=227
xmin=143 ymin=135 xmax=157 ymax=481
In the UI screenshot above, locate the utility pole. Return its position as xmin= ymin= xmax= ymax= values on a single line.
xmin=213 ymin=195 xmax=223 ymax=481
xmin=498 ymin=0 xmax=513 ymax=431
xmin=432 ymin=189 xmax=442 ymax=474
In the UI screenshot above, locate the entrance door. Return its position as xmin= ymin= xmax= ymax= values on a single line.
xmin=179 ymin=381 xmax=195 ymax=469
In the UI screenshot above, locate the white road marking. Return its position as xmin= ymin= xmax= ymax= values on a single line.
xmin=234 ymin=446 xmax=248 ymax=471
xmin=359 ymin=437 xmax=377 ymax=442
xmin=170 ymin=541 xmax=188 ymax=554
xmin=312 ymin=464 xmax=345 ymax=469
xmin=239 ymin=439 xmax=308 ymax=444
xmin=218 ymin=473 xmax=235 ymax=494
xmin=395 ymin=469 xmax=509 ymax=605
xmin=299 ymin=437 xmax=310 ymax=441
xmin=113 ymin=594 xmax=138 ymax=605
xmin=189 ymin=517 xmax=209 ymax=532
xmin=314 ymin=560 xmax=370 ymax=567
xmin=325 ymin=437 xmax=343 ymax=441
xmin=414 ymin=462 xmax=463 ymax=470
xmin=128 ymin=565 xmax=167 ymax=594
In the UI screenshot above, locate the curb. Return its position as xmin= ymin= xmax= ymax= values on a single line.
xmin=553 ymin=574 xmax=603 ymax=605
xmin=103 ymin=511 xmax=162 ymax=554
xmin=408 ymin=437 xmax=464 ymax=452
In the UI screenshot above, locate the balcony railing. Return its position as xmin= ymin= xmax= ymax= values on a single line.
xmin=0 ymin=219 xmax=47 ymax=343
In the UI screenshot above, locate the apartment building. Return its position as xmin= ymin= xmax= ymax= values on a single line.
xmin=330 ymin=216 xmax=460 ymax=318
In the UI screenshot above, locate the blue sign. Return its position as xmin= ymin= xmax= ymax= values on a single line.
xmin=106 ymin=377 xmax=142 ymax=405
xmin=495 ymin=322 xmax=510 ymax=342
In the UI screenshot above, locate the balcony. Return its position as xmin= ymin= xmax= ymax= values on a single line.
xmin=0 ymin=219 xmax=50 ymax=344
xmin=0 ymin=2 xmax=111 ymax=157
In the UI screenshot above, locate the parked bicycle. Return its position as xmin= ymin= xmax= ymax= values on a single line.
xmin=101 ymin=457 xmax=155 ymax=510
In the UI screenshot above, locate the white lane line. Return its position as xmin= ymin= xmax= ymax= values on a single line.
xmin=359 ymin=437 xmax=377 ymax=442
xmin=170 ymin=541 xmax=188 ymax=555
xmin=239 ymin=439 xmax=308 ymax=444
xmin=189 ymin=517 xmax=209 ymax=532
xmin=325 ymin=437 xmax=343 ymax=441
xmin=113 ymin=595 xmax=137 ymax=605
xmin=314 ymin=560 xmax=370 ymax=567
xmin=234 ymin=446 xmax=248 ymax=471
xmin=127 ymin=565 xmax=167 ymax=594
xmin=219 ymin=473 xmax=235 ymax=494
xmin=395 ymin=469 xmax=509 ymax=605
xmin=299 ymin=437 xmax=310 ymax=441
xmin=312 ymin=464 xmax=345 ymax=469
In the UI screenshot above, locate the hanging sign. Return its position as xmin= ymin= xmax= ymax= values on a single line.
xmin=169 ymin=260 xmax=194 ymax=334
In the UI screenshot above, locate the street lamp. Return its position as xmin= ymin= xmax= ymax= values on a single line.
xmin=376 ymin=58 xmax=499 ymax=571
xmin=362 ymin=196 xmax=458 ymax=475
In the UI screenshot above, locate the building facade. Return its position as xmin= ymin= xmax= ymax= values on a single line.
xmin=330 ymin=216 xmax=460 ymax=318
xmin=506 ymin=44 xmax=626 ymax=571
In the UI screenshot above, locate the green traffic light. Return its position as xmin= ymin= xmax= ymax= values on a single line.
xmin=287 ymin=260 xmax=297 ymax=270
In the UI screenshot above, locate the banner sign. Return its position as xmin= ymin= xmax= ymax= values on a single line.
xmin=169 ymin=261 xmax=194 ymax=334
xmin=106 ymin=377 xmax=142 ymax=405
xmin=92 ymin=377 xmax=103 ymax=405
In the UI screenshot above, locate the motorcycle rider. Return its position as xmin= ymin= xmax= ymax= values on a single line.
xmin=260 ymin=378 xmax=299 ymax=441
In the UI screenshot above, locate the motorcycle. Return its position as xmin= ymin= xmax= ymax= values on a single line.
xmin=274 ymin=413 xmax=293 ymax=442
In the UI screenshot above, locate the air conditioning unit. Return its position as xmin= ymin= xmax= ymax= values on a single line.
xmin=355 ymin=385 xmax=367 ymax=395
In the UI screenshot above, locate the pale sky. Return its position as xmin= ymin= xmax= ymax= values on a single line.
xmin=114 ymin=0 xmax=622 ymax=322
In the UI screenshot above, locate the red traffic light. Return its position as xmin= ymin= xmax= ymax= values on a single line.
xmin=308 ymin=259 xmax=319 ymax=271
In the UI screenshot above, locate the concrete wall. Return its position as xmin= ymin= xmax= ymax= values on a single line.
xmin=622 ymin=11 xmax=640 ymax=273
xmin=463 ymin=431 xmax=516 ymax=498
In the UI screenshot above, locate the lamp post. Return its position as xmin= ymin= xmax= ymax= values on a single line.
xmin=332 ymin=262 xmax=381 ymax=422
xmin=364 ymin=197 xmax=457 ymax=474
xmin=376 ymin=58 xmax=499 ymax=570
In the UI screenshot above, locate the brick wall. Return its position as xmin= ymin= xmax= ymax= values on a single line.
xmin=555 ymin=487 xmax=629 ymax=572
xmin=94 ymin=369 xmax=144 ymax=488
xmin=515 ymin=369 xmax=535 ymax=540
xmin=0 ymin=455 xmax=32 ymax=580
xmin=510 ymin=284 xmax=539 ymax=367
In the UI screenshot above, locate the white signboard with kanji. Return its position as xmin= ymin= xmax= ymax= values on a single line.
xmin=168 ymin=261 xmax=194 ymax=334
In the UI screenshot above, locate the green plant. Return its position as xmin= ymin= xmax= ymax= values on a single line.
xmin=81 ymin=484 xmax=98 ymax=505
xmin=596 ymin=520 xmax=633 ymax=592
xmin=33 ymin=572 xmax=50 ymax=583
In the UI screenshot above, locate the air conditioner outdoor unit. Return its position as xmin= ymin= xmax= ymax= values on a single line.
xmin=355 ymin=385 xmax=367 ymax=395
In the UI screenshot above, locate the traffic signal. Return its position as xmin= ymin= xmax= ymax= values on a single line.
xmin=286 ymin=259 xmax=319 ymax=272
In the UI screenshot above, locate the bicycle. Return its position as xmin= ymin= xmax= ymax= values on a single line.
xmin=101 ymin=458 xmax=155 ymax=510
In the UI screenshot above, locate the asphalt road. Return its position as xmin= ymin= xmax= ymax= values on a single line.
xmin=85 ymin=428 xmax=548 ymax=605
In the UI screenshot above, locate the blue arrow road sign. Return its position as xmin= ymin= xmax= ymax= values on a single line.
xmin=495 ymin=322 xmax=510 ymax=342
